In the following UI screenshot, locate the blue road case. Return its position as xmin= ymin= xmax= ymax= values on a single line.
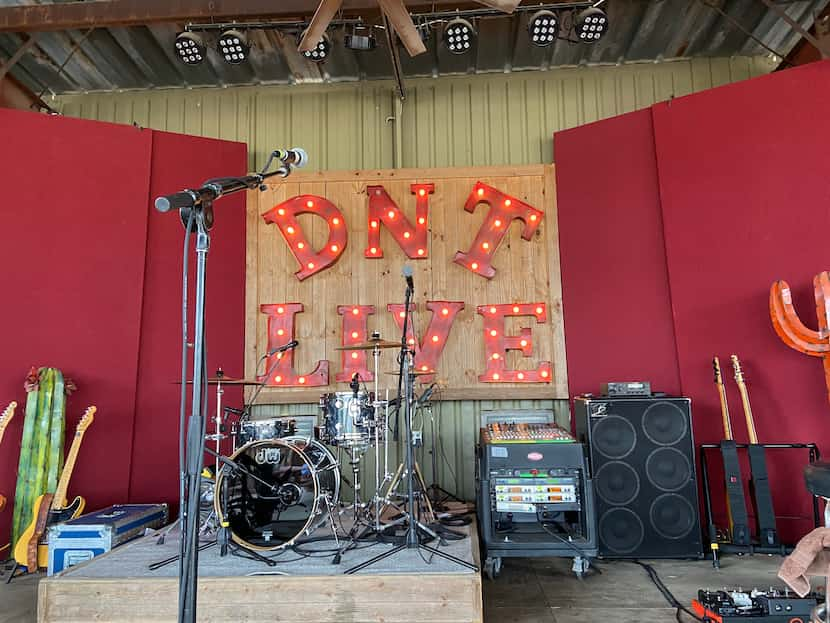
xmin=47 ymin=503 xmax=168 ymax=575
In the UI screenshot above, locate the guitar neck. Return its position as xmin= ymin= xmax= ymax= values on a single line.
xmin=0 ymin=402 xmax=17 ymax=449
xmin=736 ymin=381 xmax=759 ymax=444
xmin=51 ymin=432 xmax=84 ymax=511
xmin=716 ymin=382 xmax=734 ymax=440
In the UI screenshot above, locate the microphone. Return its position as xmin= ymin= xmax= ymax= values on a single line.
xmin=402 ymin=265 xmax=414 ymax=291
xmin=272 ymin=148 xmax=308 ymax=169
xmin=154 ymin=147 xmax=308 ymax=213
xmin=268 ymin=340 xmax=299 ymax=356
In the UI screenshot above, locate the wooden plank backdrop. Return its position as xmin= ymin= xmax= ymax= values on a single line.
xmin=245 ymin=164 xmax=566 ymax=403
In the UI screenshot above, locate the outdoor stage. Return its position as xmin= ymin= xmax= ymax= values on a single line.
xmin=37 ymin=519 xmax=482 ymax=623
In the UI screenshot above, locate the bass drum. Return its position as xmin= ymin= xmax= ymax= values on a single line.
xmin=214 ymin=438 xmax=340 ymax=551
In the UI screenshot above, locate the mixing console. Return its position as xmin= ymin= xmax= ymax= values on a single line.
xmin=481 ymin=422 xmax=575 ymax=444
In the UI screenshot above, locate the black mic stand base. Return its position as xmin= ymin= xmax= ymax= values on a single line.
xmin=218 ymin=534 xmax=278 ymax=566
xmin=344 ymin=540 xmax=478 ymax=575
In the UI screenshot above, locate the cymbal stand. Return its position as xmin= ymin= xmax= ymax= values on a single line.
xmin=213 ymin=373 xmax=225 ymax=474
xmin=373 ymin=342 xmax=382 ymax=532
xmin=333 ymin=444 xmax=375 ymax=563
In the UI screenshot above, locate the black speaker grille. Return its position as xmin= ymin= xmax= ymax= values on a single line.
xmin=592 ymin=415 xmax=636 ymax=459
xmin=645 ymin=447 xmax=692 ymax=492
xmin=598 ymin=508 xmax=645 ymax=555
xmin=595 ymin=461 xmax=640 ymax=506
xmin=649 ymin=493 xmax=696 ymax=540
xmin=642 ymin=401 xmax=687 ymax=446
xmin=576 ymin=396 xmax=702 ymax=559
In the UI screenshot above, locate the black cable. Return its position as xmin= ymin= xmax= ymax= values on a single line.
xmin=623 ymin=560 xmax=707 ymax=622
xmin=176 ymin=209 xmax=194 ymax=614
xmin=536 ymin=518 xmax=600 ymax=574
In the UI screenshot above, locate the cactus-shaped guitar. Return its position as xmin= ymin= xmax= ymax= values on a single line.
xmin=770 ymin=272 xmax=830 ymax=402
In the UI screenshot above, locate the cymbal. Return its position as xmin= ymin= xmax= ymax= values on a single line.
xmin=335 ymin=340 xmax=401 ymax=351
xmin=384 ymin=370 xmax=436 ymax=376
xmin=174 ymin=377 xmax=262 ymax=386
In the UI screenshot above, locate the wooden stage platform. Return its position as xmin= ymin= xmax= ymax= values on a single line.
xmin=37 ymin=520 xmax=482 ymax=623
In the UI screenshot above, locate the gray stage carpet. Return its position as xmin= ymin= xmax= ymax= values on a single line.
xmin=57 ymin=519 xmax=478 ymax=579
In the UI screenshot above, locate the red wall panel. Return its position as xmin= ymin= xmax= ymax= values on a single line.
xmin=556 ymin=60 xmax=830 ymax=543
xmin=0 ymin=111 xmax=246 ymax=548
xmin=0 ymin=110 xmax=152 ymax=545
xmin=129 ymin=132 xmax=247 ymax=506
xmin=653 ymin=61 xmax=830 ymax=540
xmin=555 ymin=109 xmax=681 ymax=404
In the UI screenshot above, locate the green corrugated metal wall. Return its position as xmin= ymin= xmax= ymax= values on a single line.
xmin=56 ymin=56 xmax=773 ymax=500
xmin=58 ymin=56 xmax=773 ymax=172
xmin=251 ymin=399 xmax=570 ymax=501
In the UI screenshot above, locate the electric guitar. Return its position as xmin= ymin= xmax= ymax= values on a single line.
xmin=713 ymin=357 xmax=749 ymax=546
xmin=14 ymin=406 xmax=95 ymax=571
xmin=0 ymin=401 xmax=18 ymax=512
xmin=731 ymin=356 xmax=778 ymax=547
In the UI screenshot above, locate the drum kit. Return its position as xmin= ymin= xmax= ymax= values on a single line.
xmin=193 ymin=334 xmax=459 ymax=566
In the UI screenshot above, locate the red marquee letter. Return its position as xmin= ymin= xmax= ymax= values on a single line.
xmin=387 ymin=301 xmax=464 ymax=382
xmin=365 ymin=184 xmax=433 ymax=259
xmin=455 ymin=182 xmax=543 ymax=279
xmin=336 ymin=305 xmax=376 ymax=383
xmin=263 ymin=194 xmax=347 ymax=281
xmin=477 ymin=303 xmax=552 ymax=383
xmin=260 ymin=303 xmax=329 ymax=387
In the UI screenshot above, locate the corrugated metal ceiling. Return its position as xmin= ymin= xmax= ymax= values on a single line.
xmin=0 ymin=0 xmax=826 ymax=95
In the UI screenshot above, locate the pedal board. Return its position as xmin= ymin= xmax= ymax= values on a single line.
xmin=692 ymin=588 xmax=820 ymax=623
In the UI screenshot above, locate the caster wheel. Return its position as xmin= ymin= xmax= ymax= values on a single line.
xmin=483 ymin=557 xmax=501 ymax=580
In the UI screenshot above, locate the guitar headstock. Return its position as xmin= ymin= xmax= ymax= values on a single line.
xmin=730 ymin=354 xmax=745 ymax=384
xmin=712 ymin=357 xmax=723 ymax=384
xmin=0 ymin=401 xmax=17 ymax=435
xmin=75 ymin=406 xmax=96 ymax=435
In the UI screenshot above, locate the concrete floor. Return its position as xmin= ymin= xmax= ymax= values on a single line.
xmin=0 ymin=554 xmax=795 ymax=622
xmin=484 ymin=555 xmax=792 ymax=623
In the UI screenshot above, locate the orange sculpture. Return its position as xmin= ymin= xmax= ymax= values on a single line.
xmin=770 ymin=271 xmax=830 ymax=402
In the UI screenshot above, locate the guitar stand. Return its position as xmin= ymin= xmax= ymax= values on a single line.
xmin=700 ymin=442 xmax=821 ymax=568
xmin=4 ymin=562 xmax=25 ymax=583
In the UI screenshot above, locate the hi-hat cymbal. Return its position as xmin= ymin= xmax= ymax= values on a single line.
xmin=384 ymin=370 xmax=436 ymax=376
xmin=174 ymin=377 xmax=262 ymax=386
xmin=335 ymin=340 xmax=401 ymax=351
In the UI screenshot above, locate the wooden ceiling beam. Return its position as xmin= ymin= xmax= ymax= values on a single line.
xmin=0 ymin=0 xmax=488 ymax=33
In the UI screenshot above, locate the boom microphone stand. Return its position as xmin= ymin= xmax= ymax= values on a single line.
xmin=155 ymin=148 xmax=306 ymax=623
xmin=344 ymin=268 xmax=477 ymax=575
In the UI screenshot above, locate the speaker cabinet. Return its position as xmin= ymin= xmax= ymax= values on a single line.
xmin=574 ymin=396 xmax=703 ymax=559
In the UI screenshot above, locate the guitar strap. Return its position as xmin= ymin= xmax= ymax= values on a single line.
xmin=731 ymin=354 xmax=778 ymax=547
xmin=720 ymin=439 xmax=750 ymax=545
xmin=714 ymin=357 xmax=750 ymax=546
xmin=747 ymin=443 xmax=778 ymax=546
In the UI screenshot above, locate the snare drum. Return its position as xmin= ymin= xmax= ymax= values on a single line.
xmin=319 ymin=391 xmax=378 ymax=447
xmin=236 ymin=418 xmax=296 ymax=446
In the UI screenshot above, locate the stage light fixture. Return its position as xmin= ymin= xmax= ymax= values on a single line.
xmin=574 ymin=7 xmax=609 ymax=43
xmin=443 ymin=17 xmax=476 ymax=55
xmin=300 ymin=30 xmax=332 ymax=62
xmin=174 ymin=32 xmax=206 ymax=65
xmin=217 ymin=29 xmax=249 ymax=64
xmin=345 ymin=27 xmax=377 ymax=51
xmin=528 ymin=10 xmax=559 ymax=47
